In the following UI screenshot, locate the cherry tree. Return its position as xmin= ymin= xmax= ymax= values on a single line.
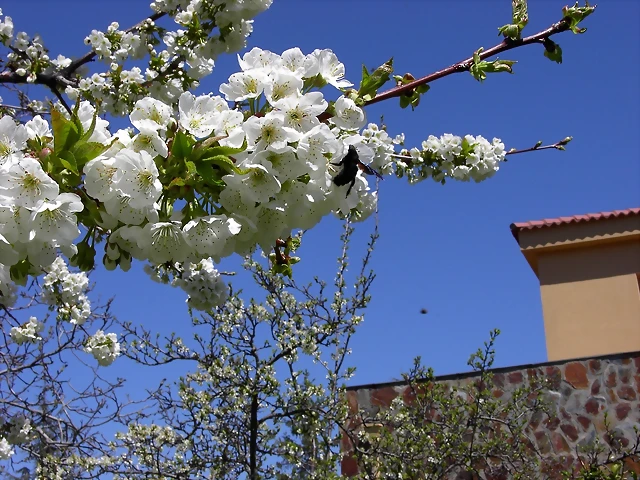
xmin=0 ymin=0 xmax=603 ymax=478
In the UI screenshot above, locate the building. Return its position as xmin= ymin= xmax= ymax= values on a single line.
xmin=342 ymin=208 xmax=640 ymax=478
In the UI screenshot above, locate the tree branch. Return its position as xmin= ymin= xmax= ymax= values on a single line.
xmin=365 ymin=17 xmax=572 ymax=106
xmin=62 ymin=11 xmax=166 ymax=77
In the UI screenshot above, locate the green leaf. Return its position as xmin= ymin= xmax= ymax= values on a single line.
xmin=70 ymin=99 xmax=84 ymax=137
xmin=358 ymin=58 xmax=393 ymax=99
xmin=172 ymin=130 xmax=194 ymax=160
xmin=201 ymin=154 xmax=248 ymax=175
xmin=185 ymin=160 xmax=197 ymax=176
xmin=9 ymin=259 xmax=30 ymax=286
xmin=461 ymin=137 xmax=476 ymax=156
xmin=470 ymin=51 xmax=517 ymax=82
xmin=498 ymin=0 xmax=528 ymax=39
xmin=168 ymin=177 xmax=186 ymax=188
xmin=497 ymin=23 xmax=521 ymax=39
xmin=51 ymin=108 xmax=81 ymax=152
xmin=71 ymin=141 xmax=110 ymax=168
xmin=58 ymin=151 xmax=79 ymax=175
xmin=193 ymin=139 xmax=247 ymax=161
xmin=543 ymin=39 xmax=563 ymax=64
xmin=196 ymin=162 xmax=224 ymax=186
xmin=562 ymin=1 xmax=596 ymax=34
xmin=79 ymin=107 xmax=98 ymax=143
xmin=512 ymin=0 xmax=528 ymax=27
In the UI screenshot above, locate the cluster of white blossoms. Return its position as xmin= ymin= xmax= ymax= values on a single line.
xmin=172 ymin=258 xmax=228 ymax=311
xmin=1 ymin=1 xmax=273 ymax=115
xmin=0 ymin=416 xmax=32 ymax=461
xmin=0 ymin=41 xmax=510 ymax=300
xmin=84 ymin=330 xmax=121 ymax=367
xmin=41 ymin=257 xmax=92 ymax=325
xmin=76 ymin=0 xmax=271 ymax=115
xmin=9 ymin=316 xmax=44 ymax=345
xmin=0 ymin=437 xmax=12 ymax=461
xmin=398 ymin=133 xmax=506 ymax=184
xmin=0 ymin=113 xmax=84 ymax=268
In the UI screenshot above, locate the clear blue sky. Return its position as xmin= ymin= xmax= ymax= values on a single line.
xmin=3 ymin=0 xmax=639 ymax=388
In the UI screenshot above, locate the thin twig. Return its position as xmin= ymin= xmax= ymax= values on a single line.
xmin=0 ymin=104 xmax=49 ymax=115
xmin=365 ymin=17 xmax=572 ymax=106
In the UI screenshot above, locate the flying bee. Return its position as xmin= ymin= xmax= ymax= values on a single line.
xmin=330 ymin=145 xmax=384 ymax=198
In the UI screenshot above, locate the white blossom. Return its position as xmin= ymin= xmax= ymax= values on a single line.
xmin=0 ymin=437 xmax=13 ymax=460
xmin=0 ymin=156 xmax=59 ymax=209
xmin=172 ymin=258 xmax=228 ymax=310
xmin=84 ymin=330 xmax=120 ymax=366
xmin=10 ymin=316 xmax=44 ymax=344
xmin=332 ymin=96 xmax=366 ymax=130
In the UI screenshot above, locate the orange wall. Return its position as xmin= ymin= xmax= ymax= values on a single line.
xmin=537 ymin=240 xmax=640 ymax=361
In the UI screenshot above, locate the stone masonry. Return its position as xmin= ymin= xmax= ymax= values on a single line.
xmin=342 ymin=351 xmax=640 ymax=478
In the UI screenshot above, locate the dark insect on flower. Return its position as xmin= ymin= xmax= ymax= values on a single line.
xmin=330 ymin=145 xmax=383 ymax=198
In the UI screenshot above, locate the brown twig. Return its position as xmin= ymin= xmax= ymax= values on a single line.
xmin=0 ymin=11 xmax=167 ymax=90
xmin=365 ymin=17 xmax=572 ymax=107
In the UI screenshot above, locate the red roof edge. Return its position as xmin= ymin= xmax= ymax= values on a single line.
xmin=510 ymin=207 xmax=640 ymax=242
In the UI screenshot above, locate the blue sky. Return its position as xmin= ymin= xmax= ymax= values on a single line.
xmin=3 ymin=0 xmax=639 ymax=390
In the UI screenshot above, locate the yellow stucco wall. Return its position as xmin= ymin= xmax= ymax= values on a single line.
xmin=515 ymin=215 xmax=640 ymax=362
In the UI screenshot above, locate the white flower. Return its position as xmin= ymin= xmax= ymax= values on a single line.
xmin=252 ymin=148 xmax=308 ymax=182
xmin=130 ymin=97 xmax=173 ymax=132
xmin=75 ymin=101 xmax=111 ymax=144
xmin=83 ymin=156 xmax=118 ymax=202
xmin=138 ymin=221 xmax=191 ymax=264
xmin=29 ymin=193 xmax=83 ymax=244
xmin=24 ymin=115 xmax=52 ymax=140
xmin=272 ymin=92 xmax=327 ymax=132
xmin=280 ymin=47 xmax=307 ymax=77
xmin=242 ymin=115 xmax=300 ymax=153
xmin=222 ymin=162 xmax=281 ymax=205
xmin=0 ymin=13 xmax=14 ymax=45
xmin=219 ymin=70 xmax=269 ymax=102
xmin=264 ymin=69 xmax=303 ymax=105
xmin=305 ymin=49 xmax=352 ymax=89
xmin=103 ymin=194 xmax=158 ymax=226
xmin=183 ymin=214 xmax=242 ymax=259
xmin=215 ymin=110 xmax=246 ymax=148
xmin=131 ymin=126 xmax=169 ymax=158
xmin=172 ymin=258 xmax=228 ymax=310
xmin=178 ymin=92 xmax=224 ymax=138
xmin=0 ymin=437 xmax=13 ymax=461
xmin=10 ymin=316 xmax=44 ymax=344
xmin=41 ymin=257 xmax=92 ymax=325
xmin=332 ymin=96 xmax=366 ymax=130
xmin=280 ymin=179 xmax=330 ymax=230
xmin=0 ymin=156 xmax=59 ymax=209
xmin=0 ymin=116 xmax=28 ymax=163
xmin=84 ymin=330 xmax=120 ymax=366
xmin=109 ymin=226 xmax=147 ymax=260
xmin=51 ymin=54 xmax=72 ymax=69
xmin=237 ymin=47 xmax=282 ymax=72
xmin=297 ymin=123 xmax=340 ymax=174
xmin=253 ymin=201 xmax=290 ymax=252
xmin=112 ymin=149 xmax=162 ymax=208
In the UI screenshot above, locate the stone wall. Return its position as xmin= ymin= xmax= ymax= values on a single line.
xmin=342 ymin=351 xmax=640 ymax=478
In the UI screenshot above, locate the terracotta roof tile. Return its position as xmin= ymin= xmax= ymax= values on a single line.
xmin=510 ymin=207 xmax=640 ymax=241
